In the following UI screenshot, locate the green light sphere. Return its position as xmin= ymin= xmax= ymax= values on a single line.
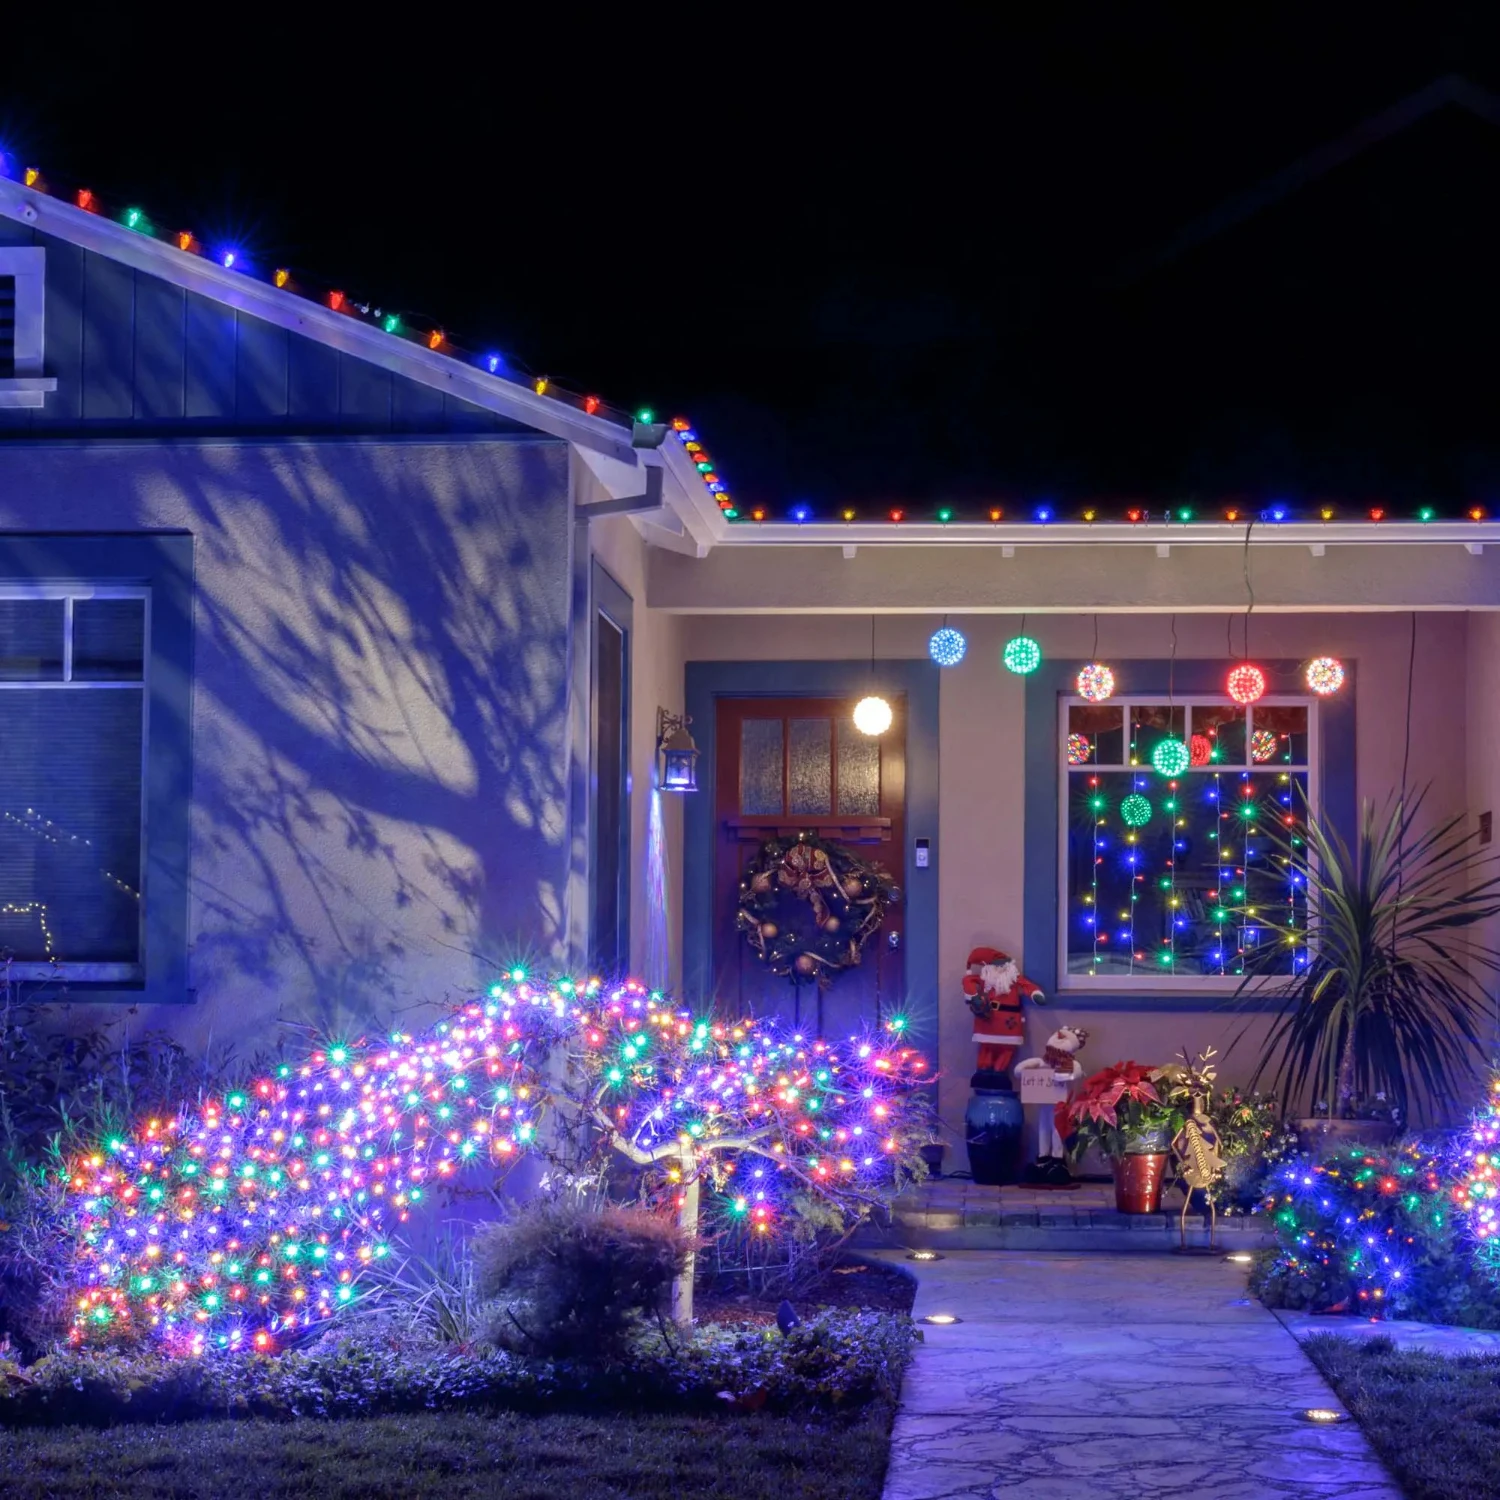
xmin=1151 ymin=737 xmax=1191 ymax=777
xmin=1003 ymin=635 xmax=1042 ymax=675
xmin=1120 ymin=793 xmax=1153 ymax=827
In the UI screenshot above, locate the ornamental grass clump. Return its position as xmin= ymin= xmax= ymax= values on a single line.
xmin=473 ymin=1201 xmax=695 ymax=1360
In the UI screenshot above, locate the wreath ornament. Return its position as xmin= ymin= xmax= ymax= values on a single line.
xmin=737 ymin=832 xmax=898 ymax=988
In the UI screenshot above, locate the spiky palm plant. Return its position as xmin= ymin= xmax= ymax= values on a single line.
xmin=1237 ymin=791 xmax=1500 ymax=1122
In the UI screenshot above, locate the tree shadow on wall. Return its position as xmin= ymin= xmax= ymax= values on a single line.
xmin=28 ymin=437 xmax=577 ymax=1047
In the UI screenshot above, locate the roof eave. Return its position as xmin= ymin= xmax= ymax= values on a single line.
xmin=0 ymin=179 xmax=639 ymax=465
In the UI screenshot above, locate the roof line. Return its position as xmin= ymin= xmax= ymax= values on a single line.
xmin=1113 ymin=73 xmax=1500 ymax=284
xmin=0 ymin=177 xmax=640 ymax=465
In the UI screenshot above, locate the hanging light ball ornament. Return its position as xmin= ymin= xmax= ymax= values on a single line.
xmin=1003 ymin=635 xmax=1042 ymax=675
xmin=1151 ymin=737 xmax=1191 ymax=777
xmin=1189 ymin=733 xmax=1213 ymax=767
xmin=928 ymin=626 xmax=967 ymax=667
xmin=1120 ymin=793 xmax=1153 ymax=828
xmin=1226 ymin=663 xmax=1267 ymax=705
xmin=1076 ymin=662 xmax=1116 ymax=702
xmin=1305 ymin=656 xmax=1345 ymax=696
xmin=853 ymin=695 xmax=893 ymax=737
xmin=1250 ymin=729 xmax=1279 ymax=763
xmin=1066 ymin=733 xmax=1092 ymax=765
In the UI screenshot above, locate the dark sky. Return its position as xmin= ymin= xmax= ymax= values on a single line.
xmin=7 ymin=11 xmax=1500 ymax=510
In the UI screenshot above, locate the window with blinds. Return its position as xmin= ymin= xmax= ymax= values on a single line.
xmin=0 ymin=591 xmax=147 ymax=977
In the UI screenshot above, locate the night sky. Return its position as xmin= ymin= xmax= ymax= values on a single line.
xmin=8 ymin=13 xmax=1500 ymax=509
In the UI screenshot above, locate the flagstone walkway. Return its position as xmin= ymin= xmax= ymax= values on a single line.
xmin=875 ymin=1250 xmax=1402 ymax=1500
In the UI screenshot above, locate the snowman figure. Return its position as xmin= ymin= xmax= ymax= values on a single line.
xmin=1015 ymin=1025 xmax=1089 ymax=1186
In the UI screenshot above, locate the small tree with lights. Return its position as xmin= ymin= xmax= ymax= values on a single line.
xmin=534 ymin=980 xmax=933 ymax=1324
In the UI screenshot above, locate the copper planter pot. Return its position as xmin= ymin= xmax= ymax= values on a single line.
xmin=1113 ymin=1152 xmax=1169 ymax=1214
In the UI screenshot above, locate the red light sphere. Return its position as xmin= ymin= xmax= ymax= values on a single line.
xmin=1189 ymin=733 xmax=1212 ymax=767
xmin=1226 ymin=663 xmax=1267 ymax=705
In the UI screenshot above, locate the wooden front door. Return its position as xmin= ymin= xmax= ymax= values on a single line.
xmin=714 ymin=695 xmax=905 ymax=1036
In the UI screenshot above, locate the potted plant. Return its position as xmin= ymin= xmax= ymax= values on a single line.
xmin=1236 ymin=790 xmax=1500 ymax=1149
xmin=1066 ymin=1061 xmax=1183 ymax=1213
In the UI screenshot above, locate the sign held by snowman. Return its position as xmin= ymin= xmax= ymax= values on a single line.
xmin=1014 ymin=1025 xmax=1089 ymax=1186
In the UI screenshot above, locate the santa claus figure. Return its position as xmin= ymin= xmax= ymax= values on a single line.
xmin=963 ymin=946 xmax=1044 ymax=1076
xmin=1015 ymin=1025 xmax=1089 ymax=1183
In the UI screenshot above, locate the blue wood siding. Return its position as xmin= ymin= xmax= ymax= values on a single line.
xmin=0 ymin=227 xmax=524 ymax=438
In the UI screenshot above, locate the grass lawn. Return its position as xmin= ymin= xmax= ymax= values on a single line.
xmin=0 ymin=1406 xmax=894 ymax=1500
xmin=1302 ymin=1333 xmax=1500 ymax=1500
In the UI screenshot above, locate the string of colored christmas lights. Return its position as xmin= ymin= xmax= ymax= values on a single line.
xmin=1065 ymin=695 xmax=1311 ymax=981
xmin=63 ymin=976 xmax=930 ymax=1355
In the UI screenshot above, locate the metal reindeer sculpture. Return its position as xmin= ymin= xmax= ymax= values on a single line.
xmin=1165 ymin=1048 xmax=1227 ymax=1250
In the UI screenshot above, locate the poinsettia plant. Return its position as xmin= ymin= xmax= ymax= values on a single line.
xmin=1066 ymin=1061 xmax=1182 ymax=1161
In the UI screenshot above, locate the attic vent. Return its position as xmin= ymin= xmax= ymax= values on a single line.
xmin=0 ymin=276 xmax=15 ymax=378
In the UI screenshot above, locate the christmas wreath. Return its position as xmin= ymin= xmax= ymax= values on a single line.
xmin=736 ymin=832 xmax=898 ymax=988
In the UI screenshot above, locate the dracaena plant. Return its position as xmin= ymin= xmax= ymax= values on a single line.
xmin=1065 ymin=1061 xmax=1181 ymax=1161
xmin=1235 ymin=789 xmax=1500 ymax=1123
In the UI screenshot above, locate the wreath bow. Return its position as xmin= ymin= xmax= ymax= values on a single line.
xmin=777 ymin=843 xmax=839 ymax=924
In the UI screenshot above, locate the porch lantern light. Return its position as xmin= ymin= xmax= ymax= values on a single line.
xmin=854 ymin=695 xmax=894 ymax=737
xmin=656 ymin=709 xmax=700 ymax=792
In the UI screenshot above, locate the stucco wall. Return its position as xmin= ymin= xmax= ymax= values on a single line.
xmin=678 ymin=610 xmax=1476 ymax=1151
xmin=0 ymin=437 xmax=574 ymax=1052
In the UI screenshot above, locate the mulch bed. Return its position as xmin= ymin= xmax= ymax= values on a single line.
xmin=695 ymin=1257 xmax=917 ymax=1327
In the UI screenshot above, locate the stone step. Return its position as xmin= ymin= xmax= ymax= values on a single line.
xmin=856 ymin=1181 xmax=1278 ymax=1253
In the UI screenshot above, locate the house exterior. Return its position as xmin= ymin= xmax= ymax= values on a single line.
xmin=4 ymin=102 xmax=1500 ymax=1157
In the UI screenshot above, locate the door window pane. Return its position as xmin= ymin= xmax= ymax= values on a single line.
xmin=739 ymin=719 xmax=784 ymax=814
xmin=836 ymin=718 xmax=880 ymax=816
xmin=788 ymin=718 xmax=832 ymax=815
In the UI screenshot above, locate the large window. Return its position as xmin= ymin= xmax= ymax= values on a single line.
xmin=0 ymin=588 xmax=147 ymax=979
xmin=1059 ymin=695 xmax=1316 ymax=988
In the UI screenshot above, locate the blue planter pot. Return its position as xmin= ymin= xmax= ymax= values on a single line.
xmin=966 ymin=1074 xmax=1025 ymax=1186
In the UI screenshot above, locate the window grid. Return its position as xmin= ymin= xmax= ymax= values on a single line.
xmin=0 ymin=586 xmax=149 ymax=981
xmin=1058 ymin=695 xmax=1318 ymax=990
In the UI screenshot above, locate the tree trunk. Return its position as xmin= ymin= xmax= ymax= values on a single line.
xmin=673 ymin=1147 xmax=699 ymax=1326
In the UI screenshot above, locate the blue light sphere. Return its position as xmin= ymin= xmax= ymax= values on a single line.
xmin=929 ymin=626 xmax=967 ymax=666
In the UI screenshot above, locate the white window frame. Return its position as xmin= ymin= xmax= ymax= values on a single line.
xmin=1056 ymin=693 xmax=1319 ymax=992
xmin=0 ymin=246 xmax=59 ymax=408
xmin=0 ymin=584 xmax=151 ymax=981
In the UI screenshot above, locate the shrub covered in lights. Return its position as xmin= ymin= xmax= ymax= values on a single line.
xmin=57 ymin=977 xmax=931 ymax=1352
xmin=1252 ymin=1103 xmax=1500 ymax=1330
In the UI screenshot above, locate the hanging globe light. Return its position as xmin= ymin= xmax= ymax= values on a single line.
xmin=1120 ymin=793 xmax=1153 ymax=827
xmin=1250 ymin=729 xmax=1279 ymax=763
xmin=853 ymin=695 xmax=893 ymax=736
xmin=1189 ymin=733 xmax=1213 ymax=767
xmin=1226 ymin=663 xmax=1267 ymax=705
xmin=1305 ymin=656 xmax=1345 ymax=695
xmin=1066 ymin=732 xmax=1093 ymax=765
xmin=928 ymin=626 xmax=967 ymax=667
xmin=1151 ymin=737 xmax=1191 ymax=777
xmin=1076 ymin=662 xmax=1115 ymax=701
xmin=1003 ymin=635 xmax=1042 ymax=675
